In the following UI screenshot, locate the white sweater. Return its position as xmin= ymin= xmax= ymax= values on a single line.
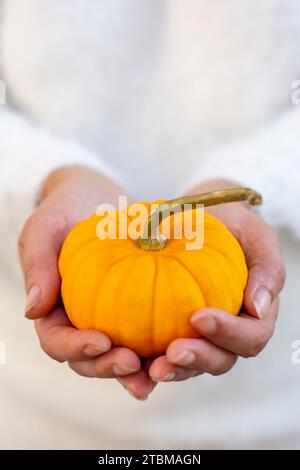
xmin=1 ymin=0 xmax=300 ymax=449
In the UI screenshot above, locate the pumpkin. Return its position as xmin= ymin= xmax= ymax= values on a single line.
xmin=59 ymin=188 xmax=262 ymax=357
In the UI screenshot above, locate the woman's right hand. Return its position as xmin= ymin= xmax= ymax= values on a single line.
xmin=18 ymin=165 xmax=155 ymax=400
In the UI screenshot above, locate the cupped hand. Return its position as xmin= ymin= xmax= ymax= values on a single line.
xmin=148 ymin=180 xmax=286 ymax=383
xmin=19 ymin=166 xmax=155 ymax=400
xmin=20 ymin=173 xmax=286 ymax=398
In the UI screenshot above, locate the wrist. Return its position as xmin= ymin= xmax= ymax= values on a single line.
xmin=39 ymin=165 xmax=127 ymax=209
xmin=40 ymin=165 xmax=97 ymax=200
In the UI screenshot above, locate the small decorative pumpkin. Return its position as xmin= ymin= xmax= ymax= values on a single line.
xmin=59 ymin=188 xmax=262 ymax=357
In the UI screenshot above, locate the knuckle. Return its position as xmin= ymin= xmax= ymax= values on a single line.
xmin=242 ymin=221 xmax=261 ymax=248
xmin=68 ymin=361 xmax=85 ymax=376
xmin=22 ymin=260 xmax=35 ymax=279
xmin=39 ymin=335 xmax=65 ymax=363
xmin=40 ymin=343 xmax=57 ymax=362
xmin=18 ymin=211 xmax=67 ymax=254
xmin=217 ymin=321 xmax=238 ymax=344
xmin=244 ymin=343 xmax=261 ymax=358
xmin=274 ymin=263 xmax=287 ymax=289
xmin=18 ymin=216 xmax=35 ymax=252
xmin=191 ymin=370 xmax=204 ymax=378
xmin=242 ymin=348 xmax=256 ymax=359
xmin=94 ymin=362 xmax=106 ymax=377
xmin=244 ymin=328 xmax=269 ymax=358
xmin=39 ymin=211 xmax=68 ymax=238
xmin=68 ymin=361 xmax=77 ymax=372
xmin=23 ymin=258 xmax=58 ymax=284
xmin=211 ymin=355 xmax=238 ymax=376
xmin=243 ymin=218 xmax=277 ymax=252
xmin=264 ymin=260 xmax=286 ymax=294
xmin=22 ymin=215 xmax=35 ymax=234
xmin=65 ymin=335 xmax=82 ymax=361
xmin=198 ymin=350 xmax=211 ymax=372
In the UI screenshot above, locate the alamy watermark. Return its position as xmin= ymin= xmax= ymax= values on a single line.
xmin=0 ymin=340 xmax=6 ymax=365
xmin=291 ymin=339 xmax=300 ymax=365
xmin=96 ymin=196 xmax=205 ymax=250
xmin=291 ymin=80 xmax=300 ymax=105
xmin=0 ymin=80 xmax=6 ymax=105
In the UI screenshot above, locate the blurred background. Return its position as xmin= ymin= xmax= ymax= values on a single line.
xmin=1 ymin=0 xmax=300 ymax=449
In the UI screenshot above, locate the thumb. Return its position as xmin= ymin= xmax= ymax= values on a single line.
xmin=243 ymin=226 xmax=286 ymax=320
xmin=18 ymin=211 xmax=68 ymax=319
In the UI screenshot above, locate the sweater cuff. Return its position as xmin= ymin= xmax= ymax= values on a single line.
xmin=1 ymin=108 xmax=119 ymax=221
xmin=0 ymin=109 xmax=120 ymax=275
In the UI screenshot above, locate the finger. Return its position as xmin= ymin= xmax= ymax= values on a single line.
xmin=166 ymin=338 xmax=237 ymax=374
xmin=118 ymin=370 xmax=157 ymax=401
xmin=148 ymin=355 xmax=202 ymax=382
xmin=35 ymin=307 xmax=111 ymax=362
xmin=19 ymin=210 xmax=69 ymax=319
xmin=68 ymin=347 xmax=141 ymax=378
xmin=241 ymin=222 xmax=286 ymax=319
xmin=191 ymin=301 xmax=279 ymax=358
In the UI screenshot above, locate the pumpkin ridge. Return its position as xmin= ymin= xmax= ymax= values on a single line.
xmin=68 ymin=245 xmax=116 ymax=324
xmin=62 ymin=237 xmax=124 ymax=287
xmin=149 ymin=255 xmax=157 ymax=356
xmin=204 ymin=227 xmax=247 ymax=283
xmin=61 ymin=237 xmax=129 ymax=275
xmin=204 ymin=243 xmax=246 ymax=296
xmin=199 ymin=221 xmax=247 ymax=296
xmin=161 ymin=226 xmax=237 ymax=255
xmin=91 ymin=253 xmax=139 ymax=334
xmin=66 ymin=243 xmax=113 ymax=321
xmin=59 ymin=236 xmax=95 ymax=278
xmin=166 ymin=255 xmax=206 ymax=315
xmin=60 ymin=221 xmax=139 ymax=276
xmin=65 ymin=241 xmax=129 ymax=319
xmin=58 ymin=220 xmax=95 ymax=274
xmin=200 ymin=246 xmax=243 ymax=312
xmin=170 ymin=254 xmax=213 ymax=308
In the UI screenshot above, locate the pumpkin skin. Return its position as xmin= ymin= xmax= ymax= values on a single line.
xmin=59 ymin=202 xmax=248 ymax=358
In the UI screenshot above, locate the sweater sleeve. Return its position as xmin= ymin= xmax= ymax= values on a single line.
xmin=0 ymin=106 xmax=119 ymax=277
xmin=182 ymin=107 xmax=300 ymax=239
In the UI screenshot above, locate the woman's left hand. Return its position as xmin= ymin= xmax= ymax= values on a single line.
xmin=147 ymin=180 xmax=286 ymax=383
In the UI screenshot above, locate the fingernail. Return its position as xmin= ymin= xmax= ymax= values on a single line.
xmin=253 ymin=287 xmax=272 ymax=319
xmin=169 ymin=350 xmax=196 ymax=366
xmin=192 ymin=314 xmax=217 ymax=335
xmin=117 ymin=379 xmax=148 ymax=401
xmin=84 ymin=344 xmax=109 ymax=357
xmin=157 ymin=371 xmax=176 ymax=382
xmin=25 ymin=285 xmax=41 ymax=316
xmin=113 ymin=364 xmax=139 ymax=376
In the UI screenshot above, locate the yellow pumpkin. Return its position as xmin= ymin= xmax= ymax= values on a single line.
xmin=59 ymin=188 xmax=261 ymax=357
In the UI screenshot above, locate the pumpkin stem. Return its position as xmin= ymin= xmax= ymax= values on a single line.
xmin=138 ymin=187 xmax=262 ymax=251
